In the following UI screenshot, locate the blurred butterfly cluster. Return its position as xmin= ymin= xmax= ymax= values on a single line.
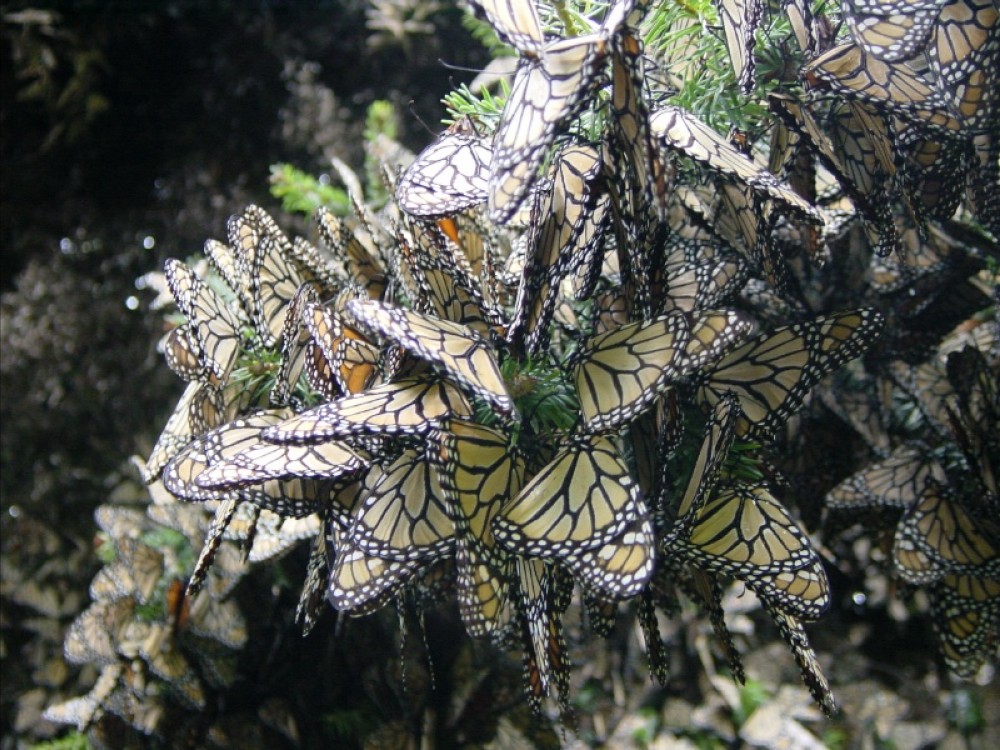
xmin=47 ymin=0 xmax=997 ymax=744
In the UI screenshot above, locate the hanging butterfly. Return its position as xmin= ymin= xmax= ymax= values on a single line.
xmin=493 ymin=434 xmax=648 ymax=557
xmin=326 ymin=522 xmax=427 ymax=615
xmin=803 ymin=41 xmax=962 ymax=135
xmin=193 ymin=438 xmax=366 ymax=489
xmin=508 ymin=142 xmax=606 ymax=356
xmin=488 ymin=34 xmax=612 ymax=224
xmin=843 ymin=0 xmax=941 ymax=63
xmin=763 ymin=603 xmax=838 ymax=716
xmin=144 ymin=380 xmax=225 ymax=483
xmin=432 ymin=419 xmax=524 ymax=639
xmin=561 ymin=514 xmax=655 ymax=600
xmin=573 ymin=309 xmax=754 ymax=432
xmin=347 ymin=446 xmax=456 ymax=562
xmin=649 ymin=105 xmax=825 ymax=224
xmin=892 ymin=479 xmax=1000 ymax=585
xmin=825 ymin=442 xmax=946 ymax=518
xmin=346 ymin=298 xmax=517 ymax=417
xmin=397 ymin=117 xmax=492 ymax=218
xmin=164 ymin=258 xmax=246 ymax=385
xmin=163 ymin=412 xmax=328 ymax=519
xmin=713 ymin=0 xmax=764 ymax=93
xmin=315 ymin=205 xmax=387 ymax=299
xmin=927 ymin=572 xmax=1000 ymax=678
xmin=260 ymin=377 xmax=473 ymax=443
xmin=691 ymin=308 xmax=885 ymax=440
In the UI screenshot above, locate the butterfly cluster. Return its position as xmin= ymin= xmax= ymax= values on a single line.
xmin=41 ymin=491 xmax=270 ymax=745
xmin=50 ymin=0 xmax=998 ymax=742
xmin=824 ymin=313 xmax=999 ymax=680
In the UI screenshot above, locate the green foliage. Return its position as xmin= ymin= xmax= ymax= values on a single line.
xmin=28 ymin=733 xmax=92 ymax=750
xmin=460 ymin=10 xmax=516 ymax=59
xmin=727 ymin=439 xmax=766 ymax=484
xmin=630 ymin=706 xmax=661 ymax=746
xmin=269 ymin=163 xmax=350 ymax=216
xmin=947 ymin=688 xmax=985 ymax=733
xmin=822 ymin=727 xmax=850 ymax=750
xmin=498 ymin=355 xmax=580 ymax=438
xmin=95 ymin=532 xmax=117 ymax=564
xmin=442 ymin=81 xmax=509 ymax=129
xmin=733 ymin=677 xmax=770 ymax=726
xmin=363 ymin=100 xmax=400 ymax=207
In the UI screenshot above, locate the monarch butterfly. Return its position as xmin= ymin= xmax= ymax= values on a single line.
xmin=348 ymin=447 xmax=455 ymax=562
xmin=673 ymin=482 xmax=831 ymax=619
xmin=515 ymin=557 xmax=571 ymax=712
xmin=563 ymin=514 xmax=655 ymax=600
xmin=929 ymin=0 xmax=999 ymax=130
xmin=90 ymin=538 xmax=164 ymax=605
xmin=225 ymin=212 xmax=261 ymax=310
xmin=803 ymin=42 xmax=961 ymax=135
xmin=946 ymin=345 xmax=999 ymax=495
xmin=271 ymin=283 xmax=321 ymax=406
xmin=825 ymin=443 xmax=946 ymax=515
xmin=869 ymin=218 xmax=958 ymax=294
xmin=650 ymin=106 xmax=824 ymax=226
xmin=194 ymin=438 xmax=366 ymax=489
xmin=657 ymin=253 xmax=748 ymax=315
xmin=304 ymin=295 xmax=381 ymax=397
xmin=493 ymin=434 xmax=648 ymax=556
xmin=896 ymin=132 xmax=969 ymax=223
xmin=248 ymin=232 xmax=310 ymax=349
xmin=754 ymin=565 xmax=832 ymax=621
xmin=261 ymin=377 xmax=473 ymax=443
xmin=664 ymin=393 xmax=741 ymax=541
xmin=928 ymin=573 xmax=1000 ymax=678
xmin=397 ymin=118 xmax=492 ymax=218
xmin=346 ymin=298 xmax=517 ymax=417
xmin=488 ymin=31 xmax=613 ymax=224
xmin=289 ymin=234 xmax=342 ymax=294
xmin=609 ymin=31 xmax=669 ymax=224
xmin=326 ymin=523 xmax=425 ymax=615
xmin=315 ymin=205 xmax=387 ymax=299
xmin=692 ymin=309 xmax=885 ymax=439
xmin=892 ymin=479 xmax=1000 ymax=584
xmin=295 ymin=535 xmax=329 ymax=635
xmin=144 ymin=380 xmax=225 ymax=483
xmin=831 ymin=100 xmax=897 ymax=217
xmin=783 ymin=0 xmax=816 ymax=56
xmin=163 ymin=411 xmax=288 ymax=502
xmin=574 ymin=313 xmax=688 ymax=431
xmin=401 ymin=219 xmax=500 ymax=340
xmin=164 ymin=258 xmax=245 ymax=385
xmin=844 ymin=0 xmax=939 ymax=63
xmin=508 ymin=142 xmax=605 ymax=356
xmin=574 ymin=309 xmax=753 ymax=432
xmin=464 ymin=0 xmax=545 ymax=53
xmin=764 ymin=603 xmax=837 ymax=716
xmin=636 ymin=591 xmax=670 ymax=684
xmin=714 ymin=0 xmax=764 ymax=93
xmin=675 ymin=483 xmax=822 ymax=578
xmin=432 ymin=419 xmax=523 ymax=638
xmin=187 ymin=496 xmax=242 ymax=597
xmin=164 ymin=413 xmax=326 ymax=519
xmin=889 ymin=358 xmax=959 ymax=437
xmin=160 ymin=324 xmax=206 ymax=383
xmin=64 ymin=598 xmax=134 ymax=666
